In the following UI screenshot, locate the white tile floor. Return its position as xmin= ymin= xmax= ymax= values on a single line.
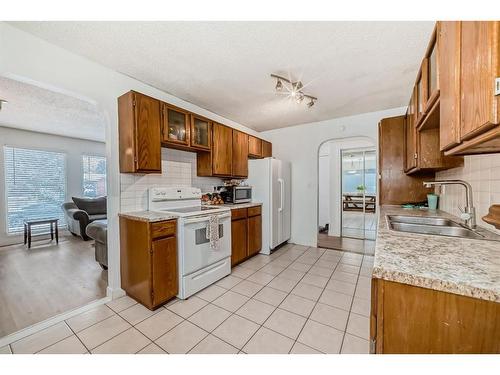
xmin=1 ymin=243 xmax=373 ymax=354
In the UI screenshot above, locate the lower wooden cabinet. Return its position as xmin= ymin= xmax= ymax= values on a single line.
xmin=120 ymin=216 xmax=178 ymax=310
xmin=231 ymin=214 xmax=248 ymax=266
xmin=371 ymin=278 xmax=500 ymax=353
xmin=230 ymin=206 xmax=262 ymax=266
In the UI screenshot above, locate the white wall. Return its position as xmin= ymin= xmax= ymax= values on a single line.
xmin=0 ymin=126 xmax=105 ymax=246
xmin=0 ymin=22 xmax=260 ymax=297
xmin=436 ymin=154 xmax=500 ymax=235
xmin=261 ymin=106 xmax=405 ymax=247
xmin=120 ymin=148 xmax=224 ymax=212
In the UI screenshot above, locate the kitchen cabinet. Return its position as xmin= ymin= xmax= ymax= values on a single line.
xmin=415 ymin=61 xmax=428 ymax=126
xmin=232 ymin=130 xmax=249 ymax=177
xmin=161 ymin=103 xmax=190 ymax=148
xmin=371 ymin=278 xmax=500 ymax=353
xmin=197 ymin=123 xmax=233 ymax=177
xmin=439 ymin=21 xmax=462 ymax=150
xmin=119 ymin=216 xmax=178 ymax=310
xmin=379 ymin=116 xmax=433 ymax=205
xmin=404 ymin=89 xmax=417 ymax=172
xmin=230 ymin=206 xmax=262 ymax=266
xmin=231 ymin=209 xmax=248 ymax=267
xmin=439 ymin=21 xmax=500 ymax=155
xmin=426 ymin=25 xmax=439 ymax=112
xmin=190 ymin=114 xmax=212 ymax=151
xmin=118 ymin=91 xmax=162 ymax=173
xmin=247 ymin=206 xmax=262 ymax=257
xmin=248 ymin=135 xmax=263 ymax=158
xmin=262 ymin=140 xmax=272 ymax=158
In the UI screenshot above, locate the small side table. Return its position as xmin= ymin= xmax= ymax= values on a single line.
xmin=24 ymin=219 xmax=59 ymax=249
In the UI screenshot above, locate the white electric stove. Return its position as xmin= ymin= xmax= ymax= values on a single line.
xmin=148 ymin=187 xmax=231 ymax=299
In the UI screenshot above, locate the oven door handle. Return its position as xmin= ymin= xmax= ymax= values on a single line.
xmin=183 ymin=212 xmax=231 ymax=224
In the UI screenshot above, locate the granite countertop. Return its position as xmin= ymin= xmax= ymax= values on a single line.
xmin=374 ymin=205 xmax=500 ymax=302
xmin=118 ymin=211 xmax=178 ymax=223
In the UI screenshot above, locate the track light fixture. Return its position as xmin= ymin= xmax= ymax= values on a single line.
xmin=271 ymin=74 xmax=317 ymax=108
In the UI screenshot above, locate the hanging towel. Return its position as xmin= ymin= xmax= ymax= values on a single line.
xmin=206 ymin=215 xmax=220 ymax=250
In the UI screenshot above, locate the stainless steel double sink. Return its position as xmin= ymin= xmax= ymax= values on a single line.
xmin=386 ymin=215 xmax=500 ymax=241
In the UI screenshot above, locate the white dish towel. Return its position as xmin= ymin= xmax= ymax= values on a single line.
xmin=206 ymin=215 xmax=220 ymax=250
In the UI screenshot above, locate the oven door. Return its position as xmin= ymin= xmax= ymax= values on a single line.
xmin=234 ymin=187 xmax=252 ymax=203
xmin=182 ymin=212 xmax=231 ymax=275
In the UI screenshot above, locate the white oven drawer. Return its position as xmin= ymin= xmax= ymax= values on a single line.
xmin=180 ymin=256 xmax=231 ymax=299
xmin=182 ymin=214 xmax=231 ymax=275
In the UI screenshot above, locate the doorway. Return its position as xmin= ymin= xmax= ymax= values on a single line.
xmin=317 ymin=138 xmax=376 ymax=254
xmin=341 ymin=148 xmax=377 ymax=240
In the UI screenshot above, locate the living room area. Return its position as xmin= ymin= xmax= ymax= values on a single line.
xmin=0 ymin=76 xmax=109 ymax=338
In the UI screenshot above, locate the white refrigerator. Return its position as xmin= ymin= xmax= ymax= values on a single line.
xmin=248 ymin=158 xmax=291 ymax=255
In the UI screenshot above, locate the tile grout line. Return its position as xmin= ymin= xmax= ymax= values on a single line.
xmin=289 ymin=247 xmax=364 ymax=353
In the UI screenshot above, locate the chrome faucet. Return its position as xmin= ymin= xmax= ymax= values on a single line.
xmin=423 ymin=180 xmax=476 ymax=229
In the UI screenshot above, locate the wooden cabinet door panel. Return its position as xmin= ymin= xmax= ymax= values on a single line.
xmin=248 ymin=136 xmax=262 ymax=158
xmin=152 ymin=237 xmax=178 ymax=306
xmin=190 ymin=115 xmax=212 ymax=151
xmin=134 ymin=92 xmax=161 ymax=172
xmin=460 ymin=21 xmax=499 ymax=140
xmin=231 ymin=219 xmax=247 ymax=266
xmin=232 ymin=130 xmax=249 ymax=177
xmin=162 ymin=104 xmax=190 ymax=146
xmin=247 ymin=215 xmax=262 ymax=257
xmin=439 ymin=21 xmax=462 ymax=150
xmin=262 ymin=141 xmax=272 ymax=158
xmin=404 ymin=91 xmax=418 ymax=172
xmin=212 ymin=123 xmax=233 ymax=176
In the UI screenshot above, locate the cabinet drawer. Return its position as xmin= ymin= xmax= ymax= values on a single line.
xmin=248 ymin=206 xmax=262 ymax=217
xmin=231 ymin=208 xmax=247 ymax=220
xmin=150 ymin=220 xmax=176 ymax=239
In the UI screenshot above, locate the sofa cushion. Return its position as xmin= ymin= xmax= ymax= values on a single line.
xmin=72 ymin=196 xmax=107 ymax=215
xmin=89 ymin=214 xmax=107 ymax=221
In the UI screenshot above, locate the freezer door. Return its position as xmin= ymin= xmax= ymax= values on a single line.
xmin=281 ymin=161 xmax=291 ymax=242
xmin=270 ymin=158 xmax=281 ymax=249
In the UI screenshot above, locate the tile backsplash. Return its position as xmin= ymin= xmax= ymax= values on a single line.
xmin=120 ymin=148 xmax=224 ymax=212
xmin=436 ymin=154 xmax=500 ymax=235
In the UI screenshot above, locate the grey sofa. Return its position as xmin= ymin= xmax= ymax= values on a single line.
xmin=62 ymin=196 xmax=107 ymax=240
xmin=86 ymin=220 xmax=108 ymax=270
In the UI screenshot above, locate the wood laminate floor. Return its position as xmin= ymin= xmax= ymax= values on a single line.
xmin=0 ymin=233 xmax=107 ymax=338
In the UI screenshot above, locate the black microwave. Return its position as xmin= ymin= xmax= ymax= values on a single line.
xmin=218 ymin=186 xmax=252 ymax=204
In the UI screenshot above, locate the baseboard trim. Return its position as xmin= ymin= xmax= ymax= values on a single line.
xmin=0 ymin=296 xmax=112 ymax=348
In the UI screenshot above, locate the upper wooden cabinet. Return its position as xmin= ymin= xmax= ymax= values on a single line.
xmin=118 ymin=91 xmax=162 ymax=173
xmin=405 ymin=89 xmax=417 ymax=172
xmin=439 ymin=21 xmax=500 ymax=155
xmin=426 ymin=26 xmax=439 ymax=110
xmin=439 ymin=21 xmax=462 ymax=150
xmin=232 ymin=130 xmax=249 ymax=177
xmin=190 ymin=114 xmax=212 ymax=151
xmin=262 ymin=140 xmax=272 ymax=158
xmin=212 ymin=123 xmax=233 ymax=176
xmin=162 ymin=104 xmax=190 ymax=148
xmin=379 ymin=116 xmax=432 ymax=205
xmin=197 ymin=123 xmax=233 ymax=177
xmin=248 ymin=136 xmax=262 ymax=158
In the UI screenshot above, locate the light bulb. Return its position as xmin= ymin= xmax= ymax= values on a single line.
xmin=275 ymin=79 xmax=283 ymax=92
xmin=295 ymin=92 xmax=304 ymax=103
xmin=307 ymin=99 xmax=315 ymax=108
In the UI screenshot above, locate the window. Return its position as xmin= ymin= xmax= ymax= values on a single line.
xmin=4 ymin=146 xmax=66 ymax=233
xmin=82 ymin=155 xmax=106 ymax=197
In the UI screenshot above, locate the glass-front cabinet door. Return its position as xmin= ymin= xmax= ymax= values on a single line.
xmin=162 ymin=104 xmax=190 ymax=146
xmin=190 ymin=115 xmax=212 ymax=151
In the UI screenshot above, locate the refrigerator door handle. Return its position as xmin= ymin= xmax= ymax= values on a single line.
xmin=278 ymin=178 xmax=284 ymax=212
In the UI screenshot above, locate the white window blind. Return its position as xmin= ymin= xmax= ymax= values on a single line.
xmin=4 ymin=146 xmax=67 ymax=233
xmin=82 ymin=155 xmax=106 ymax=198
